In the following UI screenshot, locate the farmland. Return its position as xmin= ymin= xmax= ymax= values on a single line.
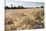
xmin=5 ymin=8 xmax=44 ymax=31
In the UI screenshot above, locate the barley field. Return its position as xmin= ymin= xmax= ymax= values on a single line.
xmin=5 ymin=8 xmax=44 ymax=31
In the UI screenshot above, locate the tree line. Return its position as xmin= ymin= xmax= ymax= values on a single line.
xmin=5 ymin=5 xmax=44 ymax=9
xmin=5 ymin=6 xmax=25 ymax=9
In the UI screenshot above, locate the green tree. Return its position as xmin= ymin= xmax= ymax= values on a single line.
xmin=18 ymin=6 xmax=21 ymax=9
xmin=20 ymin=6 xmax=24 ymax=9
xmin=41 ymin=6 xmax=44 ymax=8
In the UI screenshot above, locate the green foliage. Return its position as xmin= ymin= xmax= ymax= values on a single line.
xmin=41 ymin=6 xmax=44 ymax=8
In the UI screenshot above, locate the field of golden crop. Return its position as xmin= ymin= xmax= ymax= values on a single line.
xmin=5 ymin=8 xmax=44 ymax=31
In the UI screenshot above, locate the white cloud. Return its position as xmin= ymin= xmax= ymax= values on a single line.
xmin=5 ymin=0 xmax=44 ymax=7
xmin=20 ymin=0 xmax=44 ymax=2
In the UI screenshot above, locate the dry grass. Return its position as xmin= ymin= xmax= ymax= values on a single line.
xmin=5 ymin=8 xmax=44 ymax=31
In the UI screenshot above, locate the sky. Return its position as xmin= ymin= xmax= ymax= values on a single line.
xmin=5 ymin=0 xmax=44 ymax=7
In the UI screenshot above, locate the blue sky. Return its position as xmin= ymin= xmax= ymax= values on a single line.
xmin=5 ymin=0 xmax=44 ymax=7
